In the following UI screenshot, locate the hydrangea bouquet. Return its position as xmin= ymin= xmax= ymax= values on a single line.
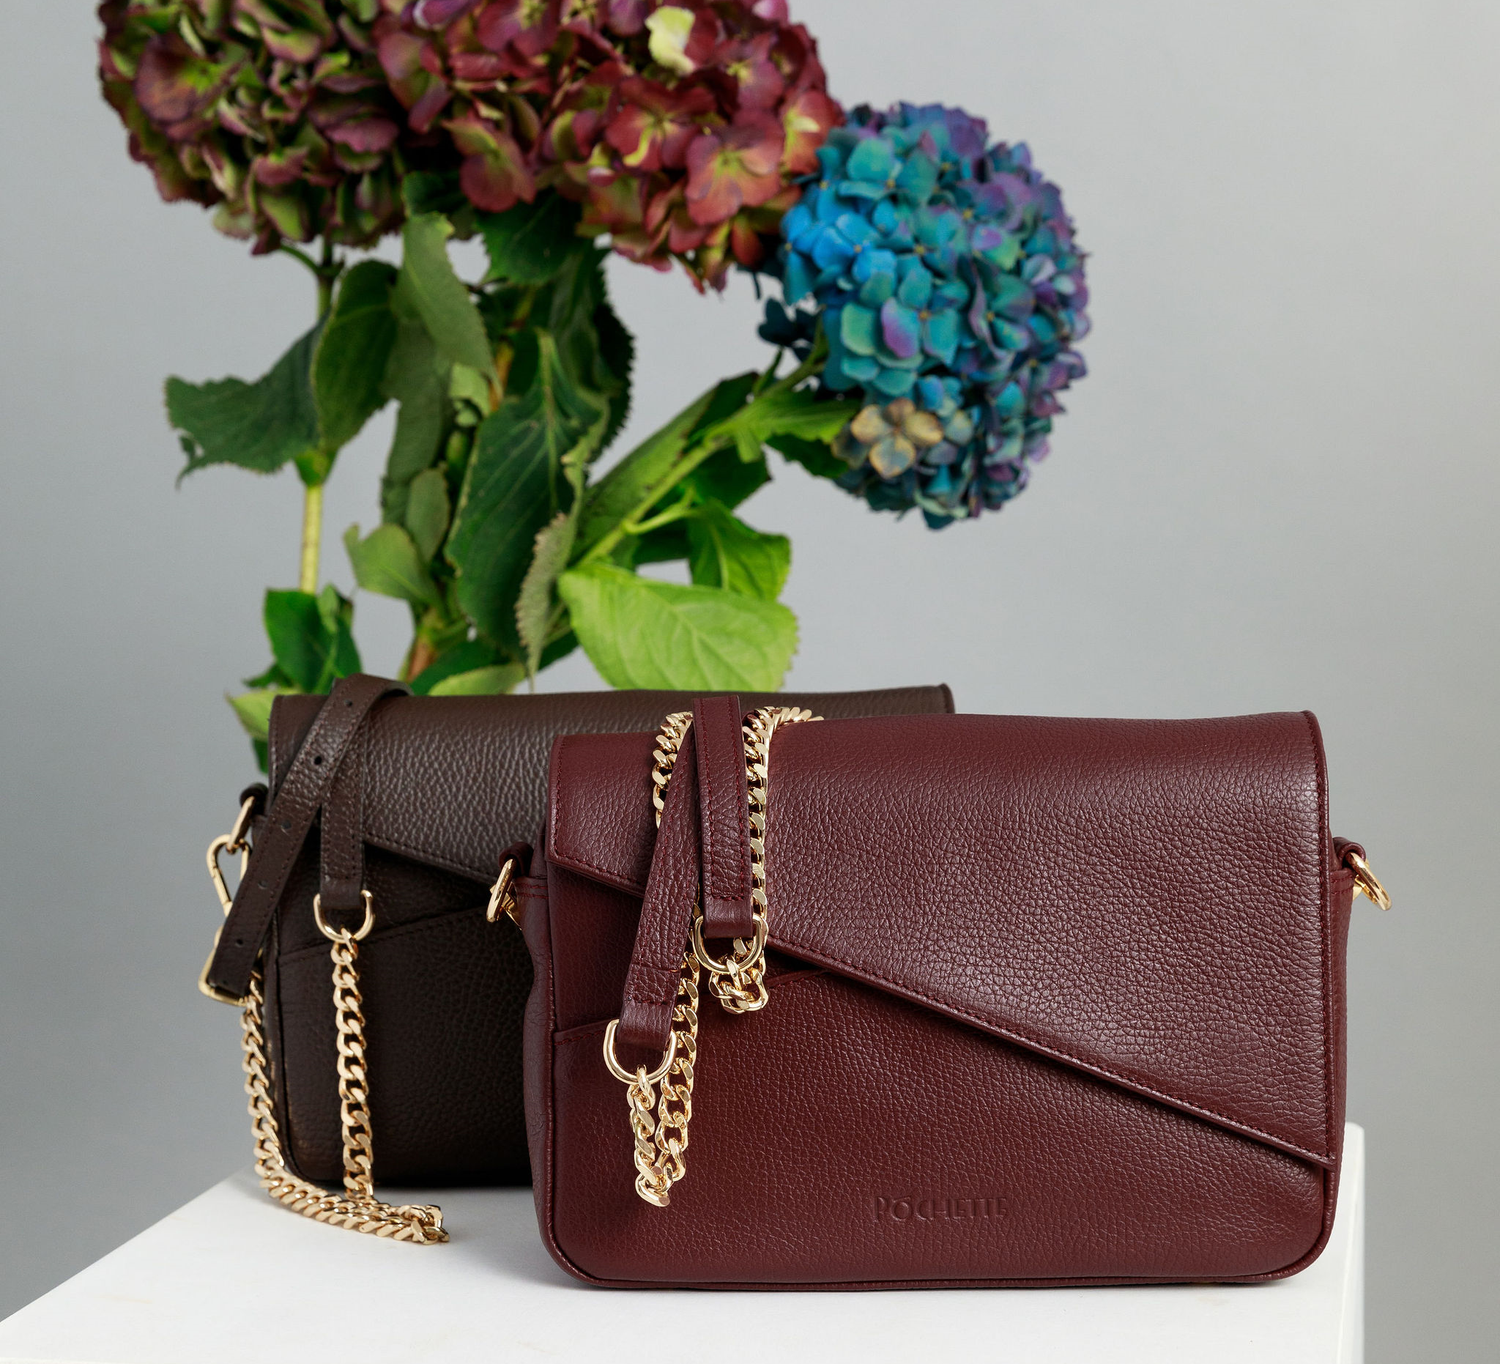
xmin=99 ymin=0 xmax=1089 ymax=766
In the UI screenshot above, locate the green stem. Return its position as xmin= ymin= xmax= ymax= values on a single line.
xmin=278 ymin=243 xmax=321 ymax=275
xmin=298 ymin=482 xmax=323 ymax=595
xmin=295 ymin=237 xmax=342 ymax=596
xmin=578 ymin=346 xmax=826 ymax=569
xmin=579 ymin=437 xmax=725 ymax=568
xmin=625 ymin=498 xmax=697 ymax=538
xmin=751 ymin=349 xmax=785 ymax=397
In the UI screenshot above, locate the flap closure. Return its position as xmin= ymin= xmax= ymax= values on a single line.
xmin=269 ymin=686 xmax=954 ymax=886
xmin=549 ymin=711 xmax=1339 ymax=1166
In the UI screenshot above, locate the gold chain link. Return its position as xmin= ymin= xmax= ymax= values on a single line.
xmin=652 ymin=710 xmax=694 ymax=827
xmin=240 ymin=965 xmax=445 ymax=1240
xmin=204 ymin=807 xmax=446 ymax=1243
xmin=693 ymin=706 xmax=816 ymax=1014
xmin=618 ymin=711 xmax=702 ymax=1206
xmin=329 ymin=929 xmax=377 ymax=1198
xmin=606 ymin=705 xmax=816 ymax=1206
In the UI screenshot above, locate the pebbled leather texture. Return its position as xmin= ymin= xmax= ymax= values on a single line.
xmin=615 ymin=728 xmax=704 ymax=1058
xmin=529 ymin=709 xmax=1358 ymax=1287
xmin=318 ymin=733 xmax=367 ymax=918
xmin=692 ymin=695 xmax=755 ymax=938
xmin=207 ymin=675 xmax=408 ymax=1002
xmin=261 ymin=684 xmax=955 ymax=1184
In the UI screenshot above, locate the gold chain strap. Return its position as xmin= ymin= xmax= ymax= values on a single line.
xmin=205 ymin=803 xmax=446 ymax=1243
xmin=604 ymin=705 xmax=817 ymax=1206
xmin=692 ymin=706 xmax=814 ymax=1013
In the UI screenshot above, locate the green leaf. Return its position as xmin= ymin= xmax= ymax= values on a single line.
xmin=427 ymin=663 xmax=526 ymax=696
xmin=380 ymin=304 xmax=451 ymax=518
xmin=263 ymin=587 xmax=360 ymax=693
xmin=722 ymin=386 xmax=859 ymax=446
xmin=168 ymin=326 xmax=320 ymax=479
xmin=539 ymin=631 xmax=579 ymax=671
xmin=629 ymin=523 xmax=691 ymax=566
xmin=241 ymin=661 xmax=293 ymax=690
xmin=399 ymin=213 xmax=495 ymax=379
xmin=401 ymin=169 xmax=477 ymax=238
xmin=512 ymin=245 xmax=633 ymax=453
xmin=316 ymin=584 xmax=362 ymax=679
xmin=593 ymin=292 xmax=634 ymax=451
xmin=408 ymin=638 xmax=501 ymax=695
xmin=446 ymin=332 xmax=606 ymax=650
xmin=769 ymin=432 xmax=847 ymax=480
xmin=226 ymin=688 xmax=285 ymax=742
xmin=691 ymin=371 xmax=759 ymax=439
xmin=449 ymin=362 xmax=493 ymax=412
xmin=404 ymin=467 xmax=451 ymax=559
xmin=576 ymin=386 xmax=717 ymax=550
xmin=479 ymin=194 xmax=586 ymax=284
xmin=312 ymin=260 xmax=398 ymax=451
xmin=686 ymin=502 xmax=790 ymax=602
xmin=515 ymin=511 xmax=575 ymax=678
xmin=344 ymin=523 xmax=440 ymax=606
xmin=557 ymin=562 xmax=798 ymax=690
xmin=688 ymin=444 xmax=771 ymax=510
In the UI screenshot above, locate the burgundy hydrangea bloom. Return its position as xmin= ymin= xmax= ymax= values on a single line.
xmin=376 ymin=0 xmax=841 ymax=288
xmin=98 ymin=1 xmax=458 ymax=253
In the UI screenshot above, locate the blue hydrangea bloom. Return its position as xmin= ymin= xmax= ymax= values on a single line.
xmin=764 ymin=102 xmax=1090 ymax=527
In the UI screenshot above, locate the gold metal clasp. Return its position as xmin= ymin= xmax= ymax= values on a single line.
xmin=1345 ymin=849 xmax=1391 ymax=911
xmin=487 ymin=856 xmax=520 ymax=924
xmin=198 ymin=795 xmax=258 ymax=1006
xmin=206 ymin=795 xmax=256 ymax=913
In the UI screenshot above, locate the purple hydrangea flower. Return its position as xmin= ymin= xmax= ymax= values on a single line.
xmin=764 ymin=102 xmax=1090 ymax=526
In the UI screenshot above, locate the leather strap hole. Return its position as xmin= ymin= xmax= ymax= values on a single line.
xmin=312 ymin=754 xmax=324 ymax=766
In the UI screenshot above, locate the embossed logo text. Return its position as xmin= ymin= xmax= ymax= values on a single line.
xmin=871 ymin=1195 xmax=1007 ymax=1225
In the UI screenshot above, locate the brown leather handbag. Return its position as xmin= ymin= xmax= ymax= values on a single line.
xmin=521 ymin=698 xmax=1388 ymax=1287
xmin=199 ymin=676 xmax=954 ymax=1241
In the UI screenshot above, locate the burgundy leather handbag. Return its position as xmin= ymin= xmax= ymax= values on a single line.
xmin=520 ymin=698 xmax=1387 ymax=1288
xmin=198 ymin=677 xmax=954 ymax=1241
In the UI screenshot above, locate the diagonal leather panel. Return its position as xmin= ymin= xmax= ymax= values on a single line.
xmin=548 ymin=711 xmax=1341 ymax=1164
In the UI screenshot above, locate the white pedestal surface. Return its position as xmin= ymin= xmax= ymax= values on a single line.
xmin=0 ymin=1124 xmax=1363 ymax=1363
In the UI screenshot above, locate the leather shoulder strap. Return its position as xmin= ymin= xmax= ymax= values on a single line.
xmin=616 ymin=727 xmax=703 ymax=1058
xmin=204 ymin=674 xmax=409 ymax=1002
xmin=693 ymin=695 xmax=754 ymax=939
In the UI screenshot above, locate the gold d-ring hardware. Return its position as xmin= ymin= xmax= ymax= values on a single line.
xmin=1345 ymin=850 xmax=1391 ymax=911
xmin=602 ymin=1019 xmax=677 ymax=1086
xmin=313 ymin=890 xmax=376 ymax=942
xmin=691 ymin=914 xmax=769 ymax=1013
xmin=487 ymin=856 xmax=519 ymax=924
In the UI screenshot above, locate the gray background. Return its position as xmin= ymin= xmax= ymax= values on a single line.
xmin=1 ymin=0 xmax=1495 ymax=1356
